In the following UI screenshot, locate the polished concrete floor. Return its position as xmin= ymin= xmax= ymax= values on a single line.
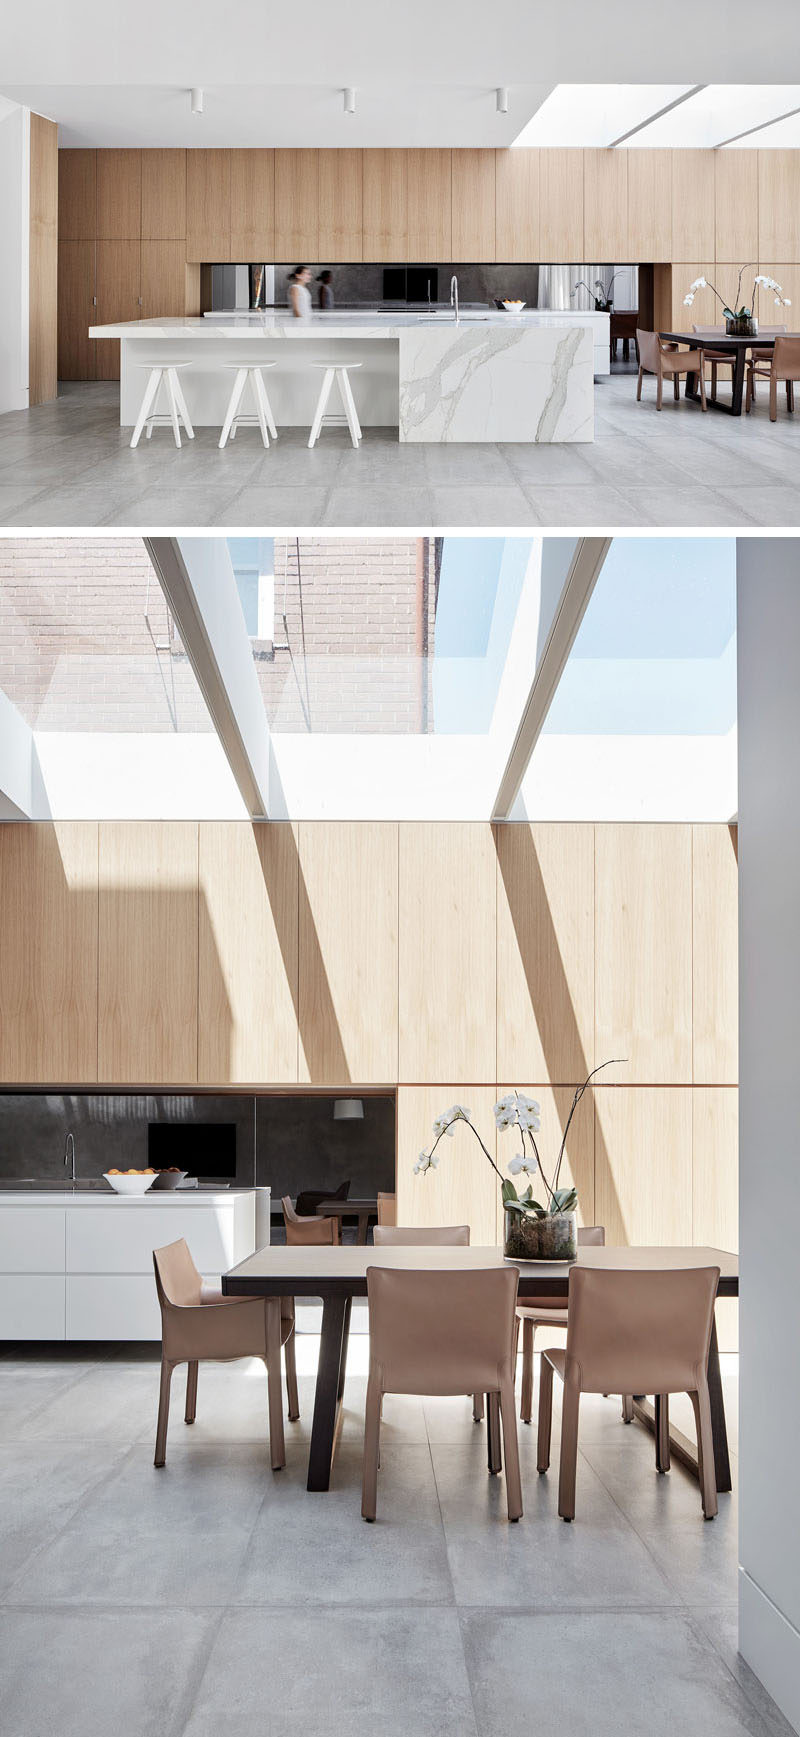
xmin=0 ymin=1341 xmax=792 ymax=1737
xmin=1 ymin=371 xmax=800 ymax=528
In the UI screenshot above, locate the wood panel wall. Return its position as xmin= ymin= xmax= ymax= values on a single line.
xmin=0 ymin=820 xmax=739 ymax=1335
xmin=28 ymin=114 xmax=59 ymax=405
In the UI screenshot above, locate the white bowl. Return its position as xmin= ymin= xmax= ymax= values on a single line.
xmin=103 ymin=1173 xmax=156 ymax=1195
xmin=502 ymin=300 xmax=526 ymax=311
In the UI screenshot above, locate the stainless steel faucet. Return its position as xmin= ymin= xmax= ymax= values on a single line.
xmin=64 ymin=1131 xmax=76 ymax=1188
xmin=450 ymin=274 xmax=459 ymax=324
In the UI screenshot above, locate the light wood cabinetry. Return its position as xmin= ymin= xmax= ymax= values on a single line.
xmin=452 ymin=149 xmax=496 ymax=261
xmin=396 ymin=1086 xmax=498 ymax=1244
xmin=97 ymin=149 xmax=141 ymax=240
xmin=595 ymin=824 xmax=692 ymax=1083
xmin=693 ymin=824 xmax=738 ymax=1085
xmin=95 ymin=239 xmax=141 ymax=380
xmin=98 ymin=822 xmax=199 ymax=1084
xmin=57 ymin=241 xmax=96 ymax=380
xmin=584 ymin=149 xmax=629 ymax=260
xmin=141 ymin=149 xmax=186 ymax=240
xmin=0 ymin=823 xmax=99 ymax=1083
xmin=671 ymin=151 xmax=715 ymax=262
xmin=362 ymin=150 xmax=407 ymax=259
xmin=298 ymin=823 xmax=398 ymax=1084
xmin=495 ymin=149 xmax=539 ymax=260
xmin=627 ymin=150 xmax=672 ymax=262
xmin=398 ymin=824 xmax=496 ymax=1082
xmin=595 ymin=1086 xmax=693 ymax=1246
xmin=670 ymin=262 xmax=717 ymax=332
xmin=58 ymin=149 xmax=96 ymax=240
xmin=140 ymin=241 xmax=189 ymax=319
xmin=407 ymin=149 xmax=451 ymax=260
xmin=198 ymin=822 xmax=298 ymax=1084
xmin=318 ymin=150 xmax=362 ymax=261
xmin=539 ymin=149 xmax=584 ymax=260
xmin=692 ymin=1084 xmax=738 ymax=1350
xmin=755 ymin=262 xmax=800 ymax=329
xmin=186 ymin=149 xmax=231 ymax=262
xmin=230 ymin=150 xmax=275 ymax=260
xmin=275 ymin=149 xmax=319 ymax=258
xmin=495 ymin=823 xmax=594 ymax=1084
xmin=29 ymin=113 xmax=58 ymax=405
xmin=758 ymin=151 xmax=800 ymax=261
xmin=715 ymin=151 xmax=758 ymax=263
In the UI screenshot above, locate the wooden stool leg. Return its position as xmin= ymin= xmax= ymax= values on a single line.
xmin=130 ymin=367 xmax=161 ymax=448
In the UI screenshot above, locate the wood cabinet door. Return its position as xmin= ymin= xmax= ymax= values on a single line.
xmin=318 ymin=150 xmax=363 ymax=261
xmin=231 ymin=149 xmax=275 ymax=260
xmin=396 ymin=1086 xmax=499 ymax=1244
xmin=539 ymin=149 xmax=584 ymax=260
xmin=758 ymin=151 xmax=800 ymax=260
xmin=584 ymin=149 xmax=629 ymax=260
xmin=98 ymin=822 xmax=199 ymax=1085
xmin=407 ymin=149 xmax=452 ymax=260
xmin=140 ymin=241 xmax=188 ymax=319
xmin=57 ymin=240 xmax=96 ymax=381
xmin=452 ymin=149 xmax=496 ymax=261
xmin=595 ymin=823 xmax=692 ymax=1084
xmin=495 ymin=149 xmax=539 ymax=259
xmin=627 ymin=150 xmax=672 ymax=263
xmin=96 ymin=149 xmax=141 ymax=240
xmin=0 ymin=822 xmax=99 ymax=1083
xmin=186 ymin=150 xmax=231 ymax=261
xmin=58 ymin=149 xmax=96 ymax=241
xmin=362 ymin=150 xmax=408 ymax=259
xmin=298 ymin=822 xmax=398 ymax=1085
xmin=398 ymin=824 xmax=496 ymax=1083
xmin=715 ymin=151 xmax=758 ymax=264
xmin=141 ymin=149 xmax=186 ymax=240
xmin=275 ymin=150 xmax=319 ymax=258
xmin=95 ymin=240 xmax=141 ymax=380
xmin=671 ymin=151 xmax=715 ymax=261
xmin=198 ymin=822 xmax=299 ymax=1085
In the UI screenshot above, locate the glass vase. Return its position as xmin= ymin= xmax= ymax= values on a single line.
xmin=503 ymin=1209 xmax=578 ymax=1262
xmin=726 ymin=313 xmax=758 ymax=337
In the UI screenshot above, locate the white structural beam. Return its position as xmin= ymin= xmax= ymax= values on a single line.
xmin=144 ymin=537 xmax=272 ymax=818
xmin=0 ymin=683 xmax=36 ymax=818
xmin=491 ymin=536 xmax=610 ymax=821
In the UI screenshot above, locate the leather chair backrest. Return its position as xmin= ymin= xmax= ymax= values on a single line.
xmin=153 ymin=1238 xmax=202 ymax=1311
xmin=367 ymin=1264 xmax=519 ymax=1396
xmin=578 ymin=1225 xmax=605 ymax=1247
xmin=377 ymin=1192 xmax=396 ymax=1226
xmin=772 ymin=334 xmax=800 ymax=378
xmin=637 ymin=328 xmax=660 ymax=371
xmin=565 ymin=1265 xmax=719 ymax=1395
xmin=373 ymin=1224 xmax=470 ymax=1246
xmin=281 ymin=1195 xmax=337 ymax=1245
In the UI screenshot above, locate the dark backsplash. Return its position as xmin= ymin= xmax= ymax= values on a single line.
xmin=216 ymin=262 xmax=541 ymax=309
xmin=0 ymin=1091 xmax=396 ymax=1199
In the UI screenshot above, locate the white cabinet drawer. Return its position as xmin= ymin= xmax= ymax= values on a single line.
xmin=0 ymin=1208 xmax=65 ymax=1273
xmin=0 ymin=1275 xmax=66 ymax=1339
xmin=67 ymin=1275 xmax=165 ymax=1341
xmin=66 ymin=1205 xmax=238 ymax=1274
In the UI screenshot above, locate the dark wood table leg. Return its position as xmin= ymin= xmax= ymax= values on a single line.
xmin=307 ymin=1292 xmax=351 ymax=1492
xmin=356 ymin=1212 xmax=369 ymax=1245
xmin=730 ymin=345 xmax=747 ymax=416
xmin=707 ymin=1314 xmax=732 ymax=1494
xmin=486 ymin=1392 xmax=502 ymax=1474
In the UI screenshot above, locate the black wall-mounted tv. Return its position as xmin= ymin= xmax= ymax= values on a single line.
xmin=147 ymin=1122 xmax=237 ymax=1179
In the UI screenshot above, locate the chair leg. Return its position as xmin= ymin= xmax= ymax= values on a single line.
xmin=308 ymin=368 xmax=335 ymax=447
xmin=130 ymin=367 xmax=161 ymax=448
xmin=770 ymin=373 xmax=778 ymax=422
xmin=284 ymin=1325 xmax=300 ymax=1422
xmin=154 ymin=1357 xmax=174 ymax=1467
xmin=699 ymin=368 xmax=707 ymax=411
xmin=499 ymin=1378 xmax=523 ymax=1522
xmin=185 ymin=1360 xmax=198 ymax=1425
xmin=636 ymin=366 xmax=643 ymax=402
xmin=711 ymin=360 xmax=717 ymax=401
xmin=746 ymin=369 xmax=753 ymax=413
xmin=690 ymin=1385 xmax=718 ymax=1520
xmin=656 ymin=373 xmax=663 ymax=411
xmin=622 ymin=1393 xmax=634 ymax=1424
xmin=558 ymin=1375 xmax=581 ymax=1521
xmin=361 ymin=1370 xmax=382 ymax=1521
xmin=265 ymin=1300 xmax=286 ymax=1471
xmin=787 ymin=380 xmax=794 ymax=413
xmin=219 ymin=368 xmax=247 ymax=449
xmin=673 ymin=373 xmax=680 ymax=401
xmin=472 ymin=1391 xmax=484 ymax=1422
xmin=537 ymin=1355 xmax=553 ymax=1473
xmin=655 ymin=1392 xmax=670 ymax=1473
xmin=169 ymin=368 xmax=194 ymax=439
xmin=520 ymin=1316 xmax=535 ymax=1423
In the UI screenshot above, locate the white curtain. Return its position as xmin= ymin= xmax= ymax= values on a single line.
xmin=538 ymin=265 xmax=638 ymax=311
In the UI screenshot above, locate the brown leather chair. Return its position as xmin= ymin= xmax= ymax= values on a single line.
xmin=363 ymin=1264 xmax=522 ymax=1523
xmin=152 ymin=1238 xmax=298 ymax=1471
xmin=373 ymin=1224 xmax=482 ymax=1419
xmin=537 ymin=1264 xmax=720 ymax=1521
xmin=745 ymin=324 xmax=786 ymax=402
xmin=376 ymin=1192 xmax=396 ymax=1226
xmin=746 ymin=333 xmax=800 ymax=419
xmin=282 ymin=1194 xmax=339 ymax=1244
xmin=637 ymin=328 xmax=707 ymax=410
xmin=294 ymin=1178 xmax=350 ymax=1218
xmin=515 ymin=1225 xmax=605 ymax=1424
xmin=691 ymin=323 xmax=736 ymax=402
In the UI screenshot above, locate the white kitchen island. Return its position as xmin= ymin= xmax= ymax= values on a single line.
xmin=89 ymin=310 xmax=599 ymax=443
xmin=0 ymin=1187 xmax=268 ymax=1341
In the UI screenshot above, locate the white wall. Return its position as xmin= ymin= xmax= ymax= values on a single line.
xmin=0 ymin=97 xmax=29 ymax=416
xmin=737 ymin=538 xmax=800 ymax=1736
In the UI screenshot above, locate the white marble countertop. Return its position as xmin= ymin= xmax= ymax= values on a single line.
xmin=90 ymin=311 xmax=602 ymax=340
xmin=0 ymin=1188 xmax=260 ymax=1205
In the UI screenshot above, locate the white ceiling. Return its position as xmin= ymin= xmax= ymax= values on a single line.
xmin=3 ymin=0 xmax=800 ymax=147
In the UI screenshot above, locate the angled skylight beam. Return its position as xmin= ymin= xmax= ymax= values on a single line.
xmin=511 ymin=85 xmax=693 ymax=148
xmin=610 ymin=84 xmax=705 ymax=147
xmin=628 ymin=84 xmax=800 ymax=148
xmin=719 ymin=105 xmax=800 ymax=148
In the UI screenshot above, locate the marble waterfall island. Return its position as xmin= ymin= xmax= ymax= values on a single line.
xmin=89 ymin=311 xmax=596 ymax=445
xmin=398 ymin=323 xmax=593 ymax=443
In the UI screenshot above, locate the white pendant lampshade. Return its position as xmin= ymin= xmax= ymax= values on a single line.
xmin=333 ymin=1098 xmax=364 ymax=1120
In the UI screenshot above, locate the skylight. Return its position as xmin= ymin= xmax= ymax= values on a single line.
xmin=628 ymin=85 xmax=800 ymax=148
xmin=511 ymin=85 xmax=694 ymax=148
xmin=512 ymin=84 xmax=800 ymax=150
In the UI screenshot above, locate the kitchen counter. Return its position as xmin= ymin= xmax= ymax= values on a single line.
xmin=0 ymin=1187 xmax=268 ymax=1340
xmin=89 ymin=311 xmax=598 ymax=443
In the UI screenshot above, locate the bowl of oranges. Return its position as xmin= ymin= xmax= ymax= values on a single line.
xmin=104 ymin=1168 xmax=157 ymax=1196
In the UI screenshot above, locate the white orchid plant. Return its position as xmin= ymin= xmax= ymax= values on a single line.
xmin=414 ymin=1061 xmax=621 ymax=1221
xmin=683 ymin=265 xmax=791 ymax=320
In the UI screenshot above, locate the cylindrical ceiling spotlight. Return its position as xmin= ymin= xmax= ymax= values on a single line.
xmin=344 ymin=87 xmax=356 ymax=115
xmin=191 ymin=87 xmax=204 ymax=115
xmin=496 ymin=87 xmax=509 ymax=114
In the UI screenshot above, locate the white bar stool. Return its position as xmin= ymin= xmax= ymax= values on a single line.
xmin=219 ymin=363 xmax=279 ymax=450
xmin=130 ymin=363 xmax=194 ymax=449
xmin=308 ymin=362 xmax=362 ymax=448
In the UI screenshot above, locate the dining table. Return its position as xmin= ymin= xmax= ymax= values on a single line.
xmin=223 ymin=1241 xmax=739 ymax=1494
xmin=660 ymin=327 xmax=789 ymax=416
xmin=315 ymin=1196 xmax=379 ymax=1245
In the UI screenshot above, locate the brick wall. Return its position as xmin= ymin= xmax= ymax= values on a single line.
xmin=0 ymin=537 xmax=438 ymax=734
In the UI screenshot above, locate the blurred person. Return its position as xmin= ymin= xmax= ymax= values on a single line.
xmin=288 ymin=266 xmax=312 ymax=318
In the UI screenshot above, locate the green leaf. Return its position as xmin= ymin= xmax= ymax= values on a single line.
xmin=722 ymin=306 xmax=735 ymax=319
xmin=501 ymin=1180 xmax=519 ymax=1204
